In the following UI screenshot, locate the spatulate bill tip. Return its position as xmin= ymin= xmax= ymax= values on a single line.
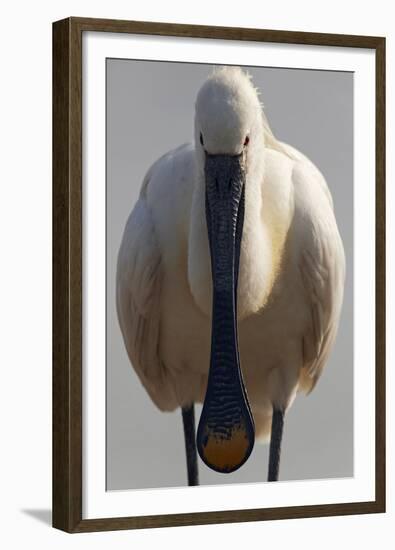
xmin=197 ymin=422 xmax=255 ymax=473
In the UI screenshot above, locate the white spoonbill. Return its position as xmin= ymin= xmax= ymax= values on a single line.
xmin=116 ymin=67 xmax=345 ymax=484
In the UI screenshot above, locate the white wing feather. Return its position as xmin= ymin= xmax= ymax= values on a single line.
xmin=292 ymin=160 xmax=346 ymax=392
xmin=116 ymin=192 xmax=177 ymax=411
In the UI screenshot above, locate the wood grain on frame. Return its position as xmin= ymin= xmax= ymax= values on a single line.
xmin=53 ymin=17 xmax=82 ymax=532
xmin=52 ymin=17 xmax=386 ymax=533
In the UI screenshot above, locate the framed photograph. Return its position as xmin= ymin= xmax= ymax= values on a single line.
xmin=53 ymin=17 xmax=385 ymax=532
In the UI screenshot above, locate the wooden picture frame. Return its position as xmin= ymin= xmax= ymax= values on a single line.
xmin=53 ymin=17 xmax=385 ymax=533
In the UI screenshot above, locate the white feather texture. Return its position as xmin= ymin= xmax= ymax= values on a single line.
xmin=116 ymin=67 xmax=345 ymax=441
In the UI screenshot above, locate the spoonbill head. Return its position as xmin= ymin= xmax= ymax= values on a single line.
xmin=194 ymin=67 xmax=264 ymax=157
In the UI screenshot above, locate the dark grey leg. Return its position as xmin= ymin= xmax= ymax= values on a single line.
xmin=181 ymin=404 xmax=199 ymax=486
xmin=267 ymin=407 xmax=285 ymax=482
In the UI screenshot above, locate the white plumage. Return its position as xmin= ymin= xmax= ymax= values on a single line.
xmin=116 ymin=67 xmax=345 ymax=443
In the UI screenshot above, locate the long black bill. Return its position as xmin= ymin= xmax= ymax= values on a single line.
xmin=197 ymin=152 xmax=255 ymax=473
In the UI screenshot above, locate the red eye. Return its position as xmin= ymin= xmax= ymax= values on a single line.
xmin=244 ymin=136 xmax=250 ymax=147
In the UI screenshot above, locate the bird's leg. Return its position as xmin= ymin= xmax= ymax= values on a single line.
xmin=267 ymin=407 xmax=285 ymax=482
xmin=181 ymin=404 xmax=199 ymax=486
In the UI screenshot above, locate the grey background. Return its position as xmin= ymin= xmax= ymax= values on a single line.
xmin=106 ymin=60 xmax=353 ymax=490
